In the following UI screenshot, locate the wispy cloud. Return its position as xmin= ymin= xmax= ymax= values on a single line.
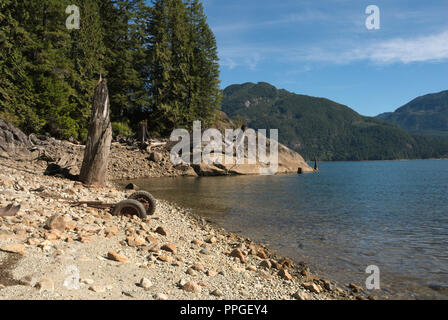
xmin=355 ymin=30 xmax=448 ymax=64
xmin=212 ymin=11 xmax=330 ymax=34
xmin=219 ymin=46 xmax=266 ymax=70
xmin=218 ymin=29 xmax=448 ymax=70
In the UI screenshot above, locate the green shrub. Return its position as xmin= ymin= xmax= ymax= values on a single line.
xmin=79 ymin=128 xmax=88 ymax=144
xmin=112 ymin=121 xmax=134 ymax=137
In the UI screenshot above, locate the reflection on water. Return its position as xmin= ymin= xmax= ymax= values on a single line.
xmin=121 ymin=160 xmax=448 ymax=299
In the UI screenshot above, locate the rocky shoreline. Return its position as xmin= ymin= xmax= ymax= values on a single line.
xmin=1 ymin=118 xmax=314 ymax=182
xmin=0 ymin=158 xmax=373 ymax=300
xmin=0 ymin=120 xmax=370 ymax=300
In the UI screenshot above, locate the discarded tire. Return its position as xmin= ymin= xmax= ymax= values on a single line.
xmin=112 ymin=199 xmax=147 ymax=219
xmin=129 ymin=191 xmax=156 ymax=216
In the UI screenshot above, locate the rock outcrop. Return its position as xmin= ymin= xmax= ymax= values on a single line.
xmin=0 ymin=119 xmax=31 ymax=158
xmin=183 ymin=132 xmax=314 ymax=176
xmin=0 ymin=118 xmax=313 ymax=179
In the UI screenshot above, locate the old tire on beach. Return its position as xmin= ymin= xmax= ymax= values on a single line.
xmin=129 ymin=191 xmax=156 ymax=216
xmin=112 ymin=199 xmax=147 ymax=219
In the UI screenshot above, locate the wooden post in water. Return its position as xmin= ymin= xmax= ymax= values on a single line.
xmin=79 ymin=76 xmax=112 ymax=186
xmin=314 ymin=157 xmax=319 ymax=171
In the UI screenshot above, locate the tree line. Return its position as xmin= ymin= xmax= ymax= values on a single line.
xmin=0 ymin=0 xmax=221 ymax=141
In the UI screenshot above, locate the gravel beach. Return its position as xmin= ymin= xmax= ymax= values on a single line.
xmin=0 ymin=156 xmax=370 ymax=300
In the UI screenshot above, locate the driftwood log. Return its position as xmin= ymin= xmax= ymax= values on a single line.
xmin=79 ymin=77 xmax=112 ymax=186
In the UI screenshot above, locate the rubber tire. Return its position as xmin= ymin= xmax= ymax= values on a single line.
xmin=128 ymin=191 xmax=157 ymax=216
xmin=111 ymin=199 xmax=147 ymax=219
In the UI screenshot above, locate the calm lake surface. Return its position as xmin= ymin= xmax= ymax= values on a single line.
xmin=123 ymin=160 xmax=448 ymax=299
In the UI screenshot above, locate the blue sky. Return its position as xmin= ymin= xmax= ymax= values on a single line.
xmin=201 ymin=0 xmax=448 ymax=116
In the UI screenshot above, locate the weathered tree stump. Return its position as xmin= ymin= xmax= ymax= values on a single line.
xmin=139 ymin=123 xmax=146 ymax=144
xmin=138 ymin=121 xmax=150 ymax=144
xmin=79 ymin=78 xmax=112 ymax=186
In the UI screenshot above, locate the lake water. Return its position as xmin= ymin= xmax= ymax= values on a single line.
xmin=122 ymin=160 xmax=448 ymax=299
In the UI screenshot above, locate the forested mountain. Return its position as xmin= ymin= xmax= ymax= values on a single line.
xmin=222 ymin=82 xmax=448 ymax=161
xmin=0 ymin=0 xmax=221 ymax=141
xmin=377 ymin=90 xmax=448 ymax=138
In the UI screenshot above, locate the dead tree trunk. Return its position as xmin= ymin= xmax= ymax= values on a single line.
xmin=79 ymin=78 xmax=112 ymax=186
xmin=138 ymin=122 xmax=148 ymax=144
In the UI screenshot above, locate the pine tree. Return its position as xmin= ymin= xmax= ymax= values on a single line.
xmin=27 ymin=0 xmax=80 ymax=139
xmin=0 ymin=0 xmax=39 ymax=132
xmin=99 ymin=0 xmax=150 ymax=126
xmin=0 ymin=0 xmax=221 ymax=140
xmin=147 ymin=0 xmax=176 ymax=134
xmin=70 ymin=0 xmax=106 ymax=141
xmin=148 ymin=0 xmax=220 ymax=135
xmin=185 ymin=0 xmax=222 ymax=126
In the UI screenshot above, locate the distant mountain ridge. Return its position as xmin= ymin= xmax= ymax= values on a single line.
xmin=377 ymin=90 xmax=448 ymax=137
xmin=221 ymin=82 xmax=448 ymax=161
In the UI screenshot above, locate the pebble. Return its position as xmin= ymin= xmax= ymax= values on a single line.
xmin=199 ymin=248 xmax=210 ymax=255
xmin=158 ymin=255 xmax=172 ymax=263
xmin=35 ymin=279 xmax=54 ymax=293
xmin=155 ymin=226 xmax=167 ymax=236
xmin=107 ymin=251 xmax=129 ymax=263
xmin=81 ymin=279 xmax=94 ymax=285
xmin=161 ymin=244 xmax=177 ymax=254
xmin=206 ymin=236 xmax=217 ymax=244
xmin=0 ymin=243 xmax=26 ymax=255
xmin=139 ymin=278 xmax=153 ymax=290
xmin=127 ymin=236 xmax=145 ymax=247
xmin=293 ymin=290 xmax=310 ymax=300
xmin=89 ymin=285 xmax=106 ymax=293
xmin=230 ymin=248 xmax=246 ymax=264
xmin=186 ymin=268 xmax=198 ymax=276
xmin=154 ymin=293 xmax=168 ymax=300
xmin=45 ymin=215 xmax=66 ymax=232
xmin=302 ymin=282 xmax=322 ymax=293
xmin=206 ymin=270 xmax=217 ymax=277
xmin=256 ymin=250 xmax=268 ymax=259
xmin=278 ymin=269 xmax=293 ymax=281
xmin=211 ymin=289 xmax=223 ymax=297
xmin=349 ymin=283 xmax=363 ymax=293
xmin=182 ymin=281 xmax=201 ymax=293
xmin=79 ymin=236 xmax=92 ymax=243
xmin=104 ymin=226 xmax=119 ymax=236
xmin=192 ymin=264 xmax=204 ymax=272
xmin=259 ymin=260 xmax=272 ymax=269
xmin=146 ymin=235 xmax=158 ymax=244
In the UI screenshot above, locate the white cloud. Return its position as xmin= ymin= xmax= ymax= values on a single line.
xmin=218 ymin=29 xmax=448 ymax=70
xmin=359 ymin=30 xmax=448 ymax=64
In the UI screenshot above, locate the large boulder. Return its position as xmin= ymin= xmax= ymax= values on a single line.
xmin=171 ymin=130 xmax=314 ymax=176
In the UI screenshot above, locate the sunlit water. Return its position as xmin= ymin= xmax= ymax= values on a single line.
xmin=120 ymin=160 xmax=448 ymax=299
